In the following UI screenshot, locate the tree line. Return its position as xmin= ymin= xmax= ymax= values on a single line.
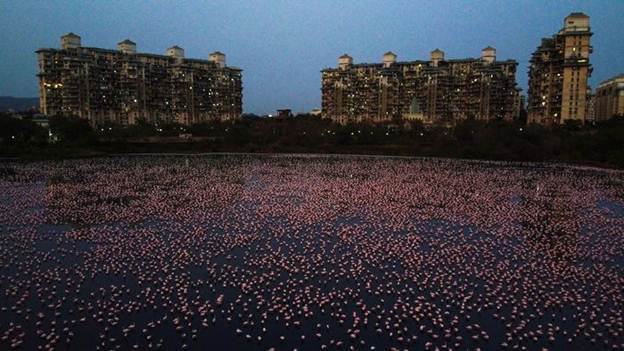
xmin=2 ymin=112 xmax=624 ymax=169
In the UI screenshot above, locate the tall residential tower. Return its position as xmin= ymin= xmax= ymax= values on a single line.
xmin=527 ymin=13 xmax=592 ymax=125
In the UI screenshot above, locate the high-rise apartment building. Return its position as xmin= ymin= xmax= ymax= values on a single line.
xmin=527 ymin=13 xmax=592 ymax=125
xmin=321 ymin=47 xmax=520 ymax=125
xmin=36 ymin=33 xmax=242 ymax=125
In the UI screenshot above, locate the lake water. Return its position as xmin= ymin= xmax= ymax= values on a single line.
xmin=1 ymin=155 xmax=623 ymax=350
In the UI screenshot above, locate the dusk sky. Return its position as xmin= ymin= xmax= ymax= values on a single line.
xmin=1 ymin=0 xmax=623 ymax=115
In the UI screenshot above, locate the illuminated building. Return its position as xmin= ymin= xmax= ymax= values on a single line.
xmin=37 ymin=33 xmax=242 ymax=125
xmin=321 ymin=48 xmax=520 ymax=125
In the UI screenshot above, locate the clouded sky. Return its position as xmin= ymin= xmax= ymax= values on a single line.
xmin=1 ymin=0 xmax=623 ymax=114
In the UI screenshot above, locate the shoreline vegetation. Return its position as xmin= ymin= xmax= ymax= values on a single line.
xmin=2 ymin=113 xmax=624 ymax=169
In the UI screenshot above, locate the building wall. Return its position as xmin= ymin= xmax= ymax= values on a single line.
xmin=321 ymin=56 xmax=519 ymax=125
xmin=560 ymin=34 xmax=591 ymax=122
xmin=36 ymin=39 xmax=242 ymax=126
xmin=595 ymin=75 xmax=624 ymax=120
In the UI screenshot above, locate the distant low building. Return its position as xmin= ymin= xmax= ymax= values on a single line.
xmin=31 ymin=114 xmax=49 ymax=129
xmin=309 ymin=108 xmax=322 ymax=116
xmin=36 ymin=33 xmax=243 ymax=126
xmin=321 ymin=47 xmax=520 ymax=125
xmin=276 ymin=109 xmax=293 ymax=119
xmin=594 ymin=74 xmax=624 ymax=121
xmin=402 ymin=97 xmax=425 ymax=122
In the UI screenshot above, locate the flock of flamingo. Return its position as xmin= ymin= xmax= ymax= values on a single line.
xmin=0 ymin=155 xmax=623 ymax=350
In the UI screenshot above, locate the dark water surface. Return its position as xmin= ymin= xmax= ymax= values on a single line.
xmin=1 ymin=156 xmax=623 ymax=350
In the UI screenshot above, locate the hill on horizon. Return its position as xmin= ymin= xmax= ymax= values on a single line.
xmin=0 ymin=96 xmax=39 ymax=112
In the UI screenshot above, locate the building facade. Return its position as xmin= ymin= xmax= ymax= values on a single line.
xmin=37 ymin=33 xmax=242 ymax=126
xmin=594 ymin=74 xmax=624 ymax=121
xmin=527 ymin=13 xmax=592 ymax=125
xmin=321 ymin=47 xmax=520 ymax=125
